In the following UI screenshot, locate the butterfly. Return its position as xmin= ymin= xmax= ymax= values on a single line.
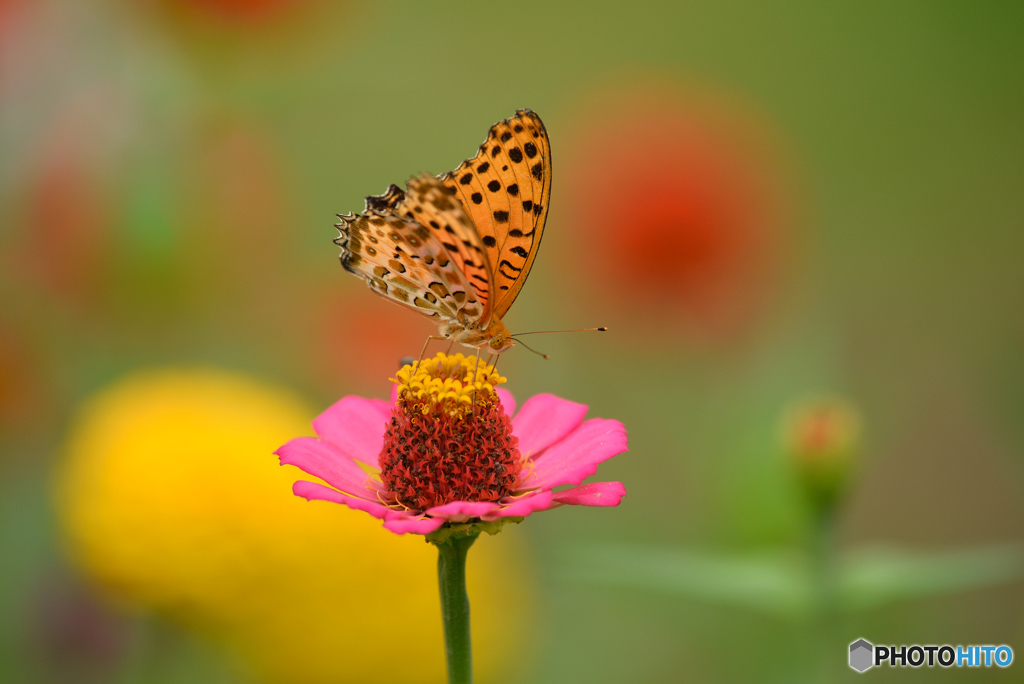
xmin=334 ymin=109 xmax=550 ymax=354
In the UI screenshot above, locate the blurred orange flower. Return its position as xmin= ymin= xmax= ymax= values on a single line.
xmin=781 ymin=395 xmax=862 ymax=510
xmin=562 ymin=84 xmax=793 ymax=343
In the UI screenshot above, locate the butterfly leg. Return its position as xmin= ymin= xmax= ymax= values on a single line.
xmin=416 ymin=335 xmax=449 ymax=373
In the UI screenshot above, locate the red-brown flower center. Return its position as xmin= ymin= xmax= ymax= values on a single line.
xmin=380 ymin=399 xmax=520 ymax=511
xmin=378 ymin=353 xmax=522 ymax=512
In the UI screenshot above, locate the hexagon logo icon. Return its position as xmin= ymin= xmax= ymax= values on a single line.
xmin=849 ymin=639 xmax=874 ymax=672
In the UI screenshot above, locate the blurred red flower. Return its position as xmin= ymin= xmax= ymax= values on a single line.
xmin=0 ymin=0 xmax=18 ymax=35
xmin=18 ymin=148 xmax=112 ymax=309
xmin=0 ymin=322 xmax=45 ymax=435
xmin=562 ymin=86 xmax=793 ymax=343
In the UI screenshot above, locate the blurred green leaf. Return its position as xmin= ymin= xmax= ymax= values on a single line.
xmin=558 ymin=542 xmax=1024 ymax=620
xmin=556 ymin=544 xmax=813 ymax=619
xmin=839 ymin=544 xmax=1024 ymax=612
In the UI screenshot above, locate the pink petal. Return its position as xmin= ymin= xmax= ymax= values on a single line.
xmin=312 ymin=396 xmax=391 ymax=467
xmin=483 ymin=490 xmax=555 ymax=521
xmin=383 ymin=515 xmax=446 ymax=535
xmin=425 ymin=500 xmax=501 ymax=522
xmin=276 ymin=437 xmax=382 ymax=502
xmin=293 ymin=480 xmax=392 ymax=520
xmin=496 ymin=388 xmax=516 ymax=417
xmin=552 ymin=481 xmax=626 ymax=507
xmin=524 ymin=418 xmax=628 ymax=489
xmin=390 ymin=384 xmax=399 ymax=403
xmin=512 ymin=394 xmax=589 ymax=457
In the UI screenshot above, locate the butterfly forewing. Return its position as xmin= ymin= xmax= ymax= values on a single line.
xmin=441 ymin=109 xmax=551 ymax=319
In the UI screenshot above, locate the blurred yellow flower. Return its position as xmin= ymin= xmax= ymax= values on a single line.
xmin=54 ymin=368 xmax=530 ymax=683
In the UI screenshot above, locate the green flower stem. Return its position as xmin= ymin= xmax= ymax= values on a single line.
xmin=811 ymin=508 xmax=837 ymax=620
xmin=811 ymin=508 xmax=838 ymax=683
xmin=435 ymin=532 xmax=479 ymax=684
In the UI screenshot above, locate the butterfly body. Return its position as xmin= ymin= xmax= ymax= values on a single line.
xmin=335 ymin=110 xmax=550 ymax=354
xmin=440 ymin=317 xmax=513 ymax=353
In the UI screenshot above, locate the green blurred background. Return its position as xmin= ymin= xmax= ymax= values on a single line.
xmin=2 ymin=0 xmax=1023 ymax=682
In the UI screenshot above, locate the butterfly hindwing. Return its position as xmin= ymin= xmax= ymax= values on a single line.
xmin=401 ymin=175 xmax=493 ymax=324
xmin=441 ymin=109 xmax=551 ymax=319
xmin=335 ymin=181 xmax=486 ymax=323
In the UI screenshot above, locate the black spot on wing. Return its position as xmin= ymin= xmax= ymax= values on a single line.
xmin=508 ymin=147 xmax=523 ymax=163
xmin=499 ymin=260 xmax=523 ymax=279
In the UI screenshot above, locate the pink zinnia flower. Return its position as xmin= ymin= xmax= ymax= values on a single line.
xmin=276 ymin=353 xmax=627 ymax=536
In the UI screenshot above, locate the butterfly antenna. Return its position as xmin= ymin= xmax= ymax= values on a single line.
xmin=512 ymin=326 xmax=608 ymax=337
xmin=514 ymin=338 xmax=551 ymax=360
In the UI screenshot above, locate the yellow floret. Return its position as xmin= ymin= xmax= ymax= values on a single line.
xmin=392 ymin=353 xmax=506 ymax=416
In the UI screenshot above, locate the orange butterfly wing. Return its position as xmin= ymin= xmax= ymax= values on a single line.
xmin=441 ymin=109 xmax=551 ymax=320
